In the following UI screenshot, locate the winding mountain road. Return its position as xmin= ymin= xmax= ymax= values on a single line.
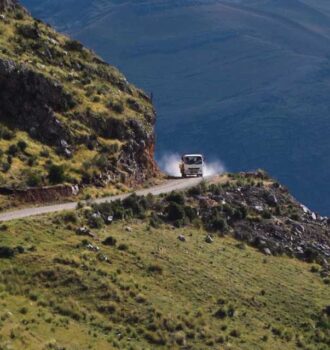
xmin=0 ymin=176 xmax=208 ymax=222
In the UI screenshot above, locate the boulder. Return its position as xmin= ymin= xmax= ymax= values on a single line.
xmin=178 ymin=234 xmax=186 ymax=242
xmin=205 ymin=235 xmax=214 ymax=244
xmin=263 ymin=248 xmax=272 ymax=256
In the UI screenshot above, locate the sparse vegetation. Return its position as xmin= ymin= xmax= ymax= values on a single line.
xmin=0 ymin=212 xmax=328 ymax=349
xmin=0 ymin=4 xmax=156 ymax=197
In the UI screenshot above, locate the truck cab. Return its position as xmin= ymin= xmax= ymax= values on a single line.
xmin=180 ymin=154 xmax=204 ymax=178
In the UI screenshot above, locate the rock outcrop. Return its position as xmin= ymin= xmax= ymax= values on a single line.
xmin=0 ymin=0 xmax=18 ymax=12
xmin=0 ymin=59 xmax=74 ymax=146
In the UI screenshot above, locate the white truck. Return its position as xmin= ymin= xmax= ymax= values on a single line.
xmin=180 ymin=154 xmax=204 ymax=178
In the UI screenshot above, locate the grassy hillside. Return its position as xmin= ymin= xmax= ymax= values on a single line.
xmin=0 ymin=3 xmax=157 ymax=195
xmin=0 ymin=214 xmax=329 ymax=349
xmin=0 ymin=176 xmax=329 ymax=349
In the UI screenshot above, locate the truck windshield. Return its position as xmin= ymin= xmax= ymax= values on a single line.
xmin=184 ymin=156 xmax=203 ymax=165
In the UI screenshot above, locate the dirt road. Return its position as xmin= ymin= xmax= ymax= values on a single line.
xmin=0 ymin=177 xmax=207 ymax=222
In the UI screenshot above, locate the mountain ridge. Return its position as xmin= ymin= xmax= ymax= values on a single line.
xmin=0 ymin=1 xmax=159 ymax=207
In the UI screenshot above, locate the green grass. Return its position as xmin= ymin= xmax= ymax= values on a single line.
xmin=0 ymin=211 xmax=328 ymax=349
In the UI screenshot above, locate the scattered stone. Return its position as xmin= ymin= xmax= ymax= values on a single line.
xmin=76 ymin=226 xmax=90 ymax=236
xmin=85 ymin=243 xmax=100 ymax=252
xmin=97 ymin=253 xmax=110 ymax=263
xmin=297 ymin=246 xmax=304 ymax=254
xmin=71 ymin=185 xmax=79 ymax=196
xmin=205 ymin=235 xmax=214 ymax=244
xmin=263 ymin=248 xmax=272 ymax=256
xmin=301 ymin=204 xmax=310 ymax=214
xmin=106 ymin=216 xmax=114 ymax=224
xmin=178 ymin=234 xmax=186 ymax=242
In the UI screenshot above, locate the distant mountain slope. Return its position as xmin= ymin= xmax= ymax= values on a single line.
xmin=22 ymin=0 xmax=330 ymax=214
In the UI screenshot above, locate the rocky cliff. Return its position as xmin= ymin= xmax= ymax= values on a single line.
xmin=0 ymin=1 xmax=158 ymax=193
xmin=0 ymin=0 xmax=18 ymax=11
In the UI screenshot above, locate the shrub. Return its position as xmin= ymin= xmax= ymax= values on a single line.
xmin=214 ymin=308 xmax=227 ymax=319
xmin=40 ymin=149 xmax=50 ymax=158
xmin=0 ymin=126 xmax=14 ymax=140
xmin=62 ymin=212 xmax=78 ymax=224
xmin=184 ymin=206 xmax=198 ymax=221
xmin=147 ymin=263 xmax=163 ymax=274
xmin=150 ymin=212 xmax=162 ymax=228
xmin=211 ymin=217 xmax=227 ymax=232
xmin=262 ymin=210 xmax=272 ymax=219
xmin=7 ymin=144 xmax=18 ymax=156
xmin=1 ymin=162 xmax=11 ymax=172
xmin=123 ymin=194 xmax=147 ymax=218
xmin=88 ymin=215 xmax=104 ymax=229
xmin=108 ymin=100 xmax=124 ymax=113
xmin=166 ymin=191 xmax=185 ymax=205
xmin=103 ymin=236 xmax=117 ymax=247
xmin=166 ymin=202 xmax=185 ymax=222
xmin=17 ymin=140 xmax=28 ymax=152
xmin=16 ymin=23 xmax=40 ymax=39
xmin=26 ymin=172 xmax=42 ymax=187
xmin=232 ymin=205 xmax=247 ymax=220
xmin=64 ymin=39 xmax=83 ymax=51
xmin=229 ymin=329 xmax=240 ymax=338
xmin=0 ymin=246 xmax=16 ymax=259
xmin=118 ymin=243 xmax=129 ymax=251
xmin=48 ymin=164 xmax=66 ymax=184
xmin=0 ymin=224 xmax=8 ymax=231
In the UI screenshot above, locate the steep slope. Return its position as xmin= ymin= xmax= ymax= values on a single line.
xmin=0 ymin=173 xmax=329 ymax=349
xmin=0 ymin=1 xmax=158 ymax=197
xmin=22 ymin=0 xmax=330 ymax=215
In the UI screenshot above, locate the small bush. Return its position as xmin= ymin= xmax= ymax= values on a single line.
xmin=166 ymin=202 xmax=185 ymax=222
xmin=40 ymin=149 xmax=50 ymax=158
xmin=7 ymin=144 xmax=18 ymax=156
xmin=26 ymin=172 xmax=42 ymax=187
xmin=147 ymin=263 xmax=163 ymax=274
xmin=0 ymin=246 xmax=16 ymax=259
xmin=102 ymin=236 xmax=117 ymax=247
xmin=62 ymin=212 xmax=78 ymax=224
xmin=16 ymin=23 xmax=40 ymax=39
xmin=166 ymin=191 xmax=185 ymax=205
xmin=0 ymin=126 xmax=14 ymax=140
xmin=229 ymin=329 xmax=241 ymax=338
xmin=118 ymin=243 xmax=128 ymax=251
xmin=1 ymin=162 xmax=11 ymax=172
xmin=108 ymin=100 xmax=124 ymax=113
xmin=88 ymin=215 xmax=104 ymax=229
xmin=64 ymin=39 xmax=83 ymax=51
xmin=150 ymin=212 xmax=162 ymax=228
xmin=48 ymin=164 xmax=66 ymax=184
xmin=17 ymin=140 xmax=28 ymax=152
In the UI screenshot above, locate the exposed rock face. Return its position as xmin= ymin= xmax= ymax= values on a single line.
xmin=0 ymin=0 xmax=18 ymax=11
xmin=197 ymin=174 xmax=330 ymax=262
xmin=0 ymin=59 xmax=73 ymax=146
xmin=0 ymin=58 xmax=158 ymax=185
